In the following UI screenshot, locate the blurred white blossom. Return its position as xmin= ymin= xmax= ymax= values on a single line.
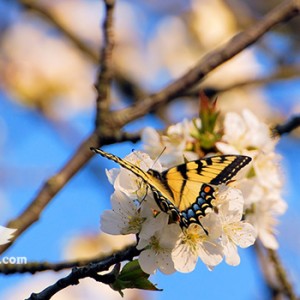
xmin=217 ymin=109 xmax=286 ymax=249
xmin=0 ymin=19 xmax=95 ymax=117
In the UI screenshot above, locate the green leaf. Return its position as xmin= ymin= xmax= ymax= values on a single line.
xmin=110 ymin=260 xmax=162 ymax=296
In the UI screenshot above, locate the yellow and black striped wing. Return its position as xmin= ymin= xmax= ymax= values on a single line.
xmin=91 ymin=148 xmax=150 ymax=180
xmin=92 ymin=148 xmax=251 ymax=228
xmin=91 ymin=147 xmax=173 ymax=200
xmin=161 ymin=155 xmax=251 ymax=211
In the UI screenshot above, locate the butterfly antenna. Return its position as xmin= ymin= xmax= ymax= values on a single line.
xmin=151 ymin=146 xmax=166 ymax=169
xmin=130 ymin=147 xmax=166 ymax=170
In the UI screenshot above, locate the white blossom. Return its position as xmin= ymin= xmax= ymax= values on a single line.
xmin=137 ymin=213 xmax=181 ymax=274
xmin=245 ymin=192 xmax=287 ymax=250
xmin=100 ymin=190 xmax=145 ymax=235
xmin=142 ymin=119 xmax=198 ymax=168
xmin=216 ymin=109 xmax=273 ymax=155
xmin=99 ymin=109 xmax=286 ymax=274
xmin=216 ymin=188 xmax=256 ymax=266
xmin=105 ymin=151 xmax=162 ymax=202
xmin=172 ymin=213 xmax=224 ymax=273
xmin=216 ymin=109 xmax=286 ymax=249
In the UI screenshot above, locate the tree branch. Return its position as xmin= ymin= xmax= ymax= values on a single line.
xmin=254 ymin=242 xmax=297 ymax=300
xmin=95 ymin=0 xmax=115 ymax=126
xmin=267 ymin=248 xmax=297 ymax=300
xmin=273 ymin=115 xmax=300 ymax=135
xmin=0 ymin=244 xmax=137 ymax=275
xmin=112 ymin=0 xmax=300 ymax=126
xmin=183 ymin=65 xmax=300 ymax=98
xmin=0 ymin=133 xmax=96 ymax=255
xmin=25 ymin=245 xmax=140 ymax=300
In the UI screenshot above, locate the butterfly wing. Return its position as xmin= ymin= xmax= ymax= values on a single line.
xmin=91 ymin=147 xmax=173 ymax=200
xmin=91 ymin=147 xmax=151 ymax=180
xmin=92 ymin=148 xmax=251 ymax=228
xmin=161 ymin=155 xmax=251 ymax=211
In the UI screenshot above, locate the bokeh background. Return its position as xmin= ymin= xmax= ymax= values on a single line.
xmin=0 ymin=0 xmax=300 ymax=299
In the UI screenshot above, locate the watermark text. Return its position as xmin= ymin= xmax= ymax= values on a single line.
xmin=0 ymin=256 xmax=27 ymax=264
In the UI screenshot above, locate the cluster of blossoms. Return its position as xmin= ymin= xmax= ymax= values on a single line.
xmin=100 ymin=109 xmax=285 ymax=275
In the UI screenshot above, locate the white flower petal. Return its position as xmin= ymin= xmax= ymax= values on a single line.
xmin=216 ymin=187 xmax=244 ymax=218
xmin=227 ymin=222 xmax=256 ymax=248
xmin=197 ymin=240 xmax=224 ymax=267
xmin=159 ymin=223 xmax=181 ymax=248
xmin=216 ymin=142 xmax=239 ymax=155
xmin=138 ymin=221 xmax=180 ymax=274
xmin=100 ymin=191 xmax=143 ymax=235
xmin=223 ymin=236 xmax=240 ymax=266
xmin=259 ymin=228 xmax=279 ymax=250
xmin=155 ymin=250 xmax=176 ymax=274
xmin=172 ymin=242 xmax=198 ymax=273
xmin=105 ymin=167 xmax=120 ymax=185
xmin=100 ymin=210 xmax=125 ymax=235
xmin=0 ymin=226 xmax=16 ymax=245
xmin=139 ymin=212 xmax=169 ymax=240
xmin=139 ymin=249 xmax=157 ymax=274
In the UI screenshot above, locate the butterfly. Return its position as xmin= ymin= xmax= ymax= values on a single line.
xmin=91 ymin=147 xmax=251 ymax=229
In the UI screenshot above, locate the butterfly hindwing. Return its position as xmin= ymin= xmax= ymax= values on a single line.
xmin=181 ymin=184 xmax=215 ymax=226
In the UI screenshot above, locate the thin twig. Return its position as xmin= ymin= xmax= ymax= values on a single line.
xmin=273 ymin=115 xmax=300 ymax=135
xmin=184 ymin=65 xmax=300 ymax=98
xmin=25 ymin=245 xmax=140 ymax=300
xmin=95 ymin=0 xmax=115 ymax=126
xmin=267 ymin=249 xmax=297 ymax=300
xmin=112 ymin=0 xmax=300 ymax=126
xmin=254 ymin=242 xmax=297 ymax=300
xmin=254 ymin=242 xmax=282 ymax=298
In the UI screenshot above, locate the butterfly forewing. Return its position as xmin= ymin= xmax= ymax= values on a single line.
xmin=161 ymin=155 xmax=251 ymax=211
xmin=91 ymin=147 xmax=173 ymax=201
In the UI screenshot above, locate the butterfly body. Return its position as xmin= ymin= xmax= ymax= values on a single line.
xmin=91 ymin=147 xmax=251 ymax=228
